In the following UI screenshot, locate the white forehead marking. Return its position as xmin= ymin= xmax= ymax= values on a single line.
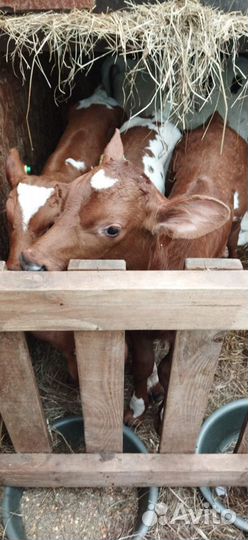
xmin=65 ymin=158 xmax=86 ymax=172
xmin=120 ymin=116 xmax=159 ymax=133
xmin=129 ymin=394 xmax=145 ymax=419
xmin=76 ymin=87 xmax=119 ymax=111
xmin=142 ymin=121 xmax=181 ymax=193
xmin=234 ymin=191 xmax=240 ymax=210
xmin=90 ymin=169 xmax=119 ymax=191
xmin=17 ymin=183 xmax=54 ymax=231
xmin=238 ymin=211 xmax=248 ymax=246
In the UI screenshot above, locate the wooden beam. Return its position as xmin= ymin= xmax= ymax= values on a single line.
xmin=185 ymin=258 xmax=243 ymax=270
xmin=160 ymin=330 xmax=225 ymax=453
xmin=235 ymin=411 xmax=248 ymax=454
xmin=160 ymin=258 xmax=243 ymax=454
xmin=0 ymin=264 xmax=51 ymax=453
xmin=0 ymin=269 xmax=247 ymax=331
xmin=70 ymin=259 xmax=125 ymax=453
xmin=75 ymin=331 xmax=124 ymax=452
xmin=0 ymin=453 xmax=247 ymax=487
xmin=0 ymin=0 xmax=93 ymax=12
xmin=68 ymin=259 xmax=126 ymax=271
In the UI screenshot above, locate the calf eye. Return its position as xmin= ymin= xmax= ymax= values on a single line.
xmin=103 ymin=225 xmax=121 ymax=238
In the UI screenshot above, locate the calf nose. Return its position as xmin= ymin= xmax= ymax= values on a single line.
xmin=20 ymin=253 xmax=47 ymax=272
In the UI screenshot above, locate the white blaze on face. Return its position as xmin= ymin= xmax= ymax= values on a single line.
xmin=121 ymin=115 xmax=181 ymax=194
xmin=76 ymin=87 xmax=119 ymax=111
xmin=17 ymin=183 xmax=55 ymax=231
xmin=147 ymin=362 xmax=159 ymax=392
xmin=238 ymin=211 xmax=248 ymax=246
xmin=65 ymin=158 xmax=86 ymax=172
xmin=90 ymin=169 xmax=119 ymax=191
xmin=234 ymin=191 xmax=240 ymax=210
xmin=129 ymin=393 xmax=145 ymax=419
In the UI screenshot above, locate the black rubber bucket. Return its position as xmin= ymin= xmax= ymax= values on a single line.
xmin=1 ymin=416 xmax=159 ymax=540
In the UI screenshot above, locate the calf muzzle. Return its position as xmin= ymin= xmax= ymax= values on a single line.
xmin=20 ymin=252 xmax=47 ymax=272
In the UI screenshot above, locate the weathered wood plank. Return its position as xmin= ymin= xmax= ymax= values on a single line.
xmin=185 ymin=258 xmax=243 ymax=270
xmin=0 ymin=270 xmax=247 ymax=331
xmin=68 ymin=259 xmax=126 ymax=271
xmin=0 ymin=0 xmax=93 ymax=12
xmin=160 ymin=258 xmax=243 ymax=454
xmin=75 ymin=331 xmax=124 ymax=452
xmin=0 ymin=332 xmax=51 ymax=452
xmin=236 ymin=412 xmax=248 ymax=454
xmin=0 ymin=264 xmax=51 ymax=452
xmin=0 ymin=453 xmax=247 ymax=487
xmin=160 ymin=330 xmax=225 ymax=453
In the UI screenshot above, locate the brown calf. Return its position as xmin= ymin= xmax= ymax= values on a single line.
xmin=21 ymin=114 xmax=247 ymax=421
xmin=6 ymin=87 xmax=123 ymax=380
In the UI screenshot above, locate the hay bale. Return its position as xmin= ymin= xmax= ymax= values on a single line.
xmin=0 ymin=0 xmax=247 ymax=121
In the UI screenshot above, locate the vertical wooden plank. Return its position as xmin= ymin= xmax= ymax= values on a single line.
xmin=75 ymin=331 xmax=125 ymax=453
xmin=160 ymin=329 xmax=224 ymax=453
xmin=160 ymin=258 xmax=243 ymax=454
xmin=0 ymin=262 xmax=51 ymax=452
xmin=235 ymin=411 xmax=248 ymax=454
xmin=71 ymin=260 xmax=125 ymax=453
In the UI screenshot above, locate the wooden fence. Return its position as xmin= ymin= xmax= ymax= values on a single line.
xmin=0 ymin=258 xmax=247 ymax=488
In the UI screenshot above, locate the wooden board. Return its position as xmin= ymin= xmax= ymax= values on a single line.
xmin=75 ymin=331 xmax=124 ymax=452
xmin=68 ymin=259 xmax=126 ymax=271
xmin=160 ymin=330 xmax=225 ymax=453
xmin=0 ymin=0 xmax=93 ymax=12
xmin=0 ymin=264 xmax=51 ymax=452
xmin=0 ymin=332 xmax=51 ymax=452
xmin=0 ymin=453 xmax=247 ymax=487
xmin=236 ymin=412 xmax=248 ymax=454
xmin=0 ymin=269 xmax=247 ymax=331
xmin=185 ymin=258 xmax=243 ymax=270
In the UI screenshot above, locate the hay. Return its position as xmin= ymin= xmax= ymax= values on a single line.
xmin=0 ymin=0 xmax=248 ymax=122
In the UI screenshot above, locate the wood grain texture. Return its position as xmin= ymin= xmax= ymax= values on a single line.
xmin=75 ymin=331 xmax=125 ymax=452
xmin=0 ymin=453 xmax=247 ymax=487
xmin=0 ymin=332 xmax=51 ymax=452
xmin=0 ymin=270 xmax=247 ymax=331
xmin=0 ymin=0 xmax=93 ymax=12
xmin=68 ymin=259 xmax=126 ymax=271
xmin=0 ymin=263 xmax=51 ymax=452
xmin=236 ymin=413 xmax=248 ymax=454
xmin=185 ymin=258 xmax=243 ymax=270
xmin=160 ymin=330 xmax=225 ymax=453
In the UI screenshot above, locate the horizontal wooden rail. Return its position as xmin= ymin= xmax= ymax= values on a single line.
xmin=0 ymin=270 xmax=247 ymax=330
xmin=0 ymin=454 xmax=247 ymax=487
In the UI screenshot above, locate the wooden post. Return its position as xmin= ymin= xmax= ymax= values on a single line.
xmin=235 ymin=411 xmax=248 ymax=454
xmin=160 ymin=258 xmax=243 ymax=454
xmin=70 ymin=260 xmax=126 ymax=453
xmin=0 ymin=262 xmax=51 ymax=452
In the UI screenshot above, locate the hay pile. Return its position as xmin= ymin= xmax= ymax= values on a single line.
xmin=0 ymin=0 xmax=248 ymax=122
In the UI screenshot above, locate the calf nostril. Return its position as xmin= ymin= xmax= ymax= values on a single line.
xmin=19 ymin=253 xmax=47 ymax=272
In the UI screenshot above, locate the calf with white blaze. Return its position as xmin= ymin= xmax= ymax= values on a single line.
xmin=6 ymin=87 xmax=123 ymax=270
xmin=6 ymin=86 xmax=123 ymax=380
xmin=21 ymin=113 xmax=246 ymax=423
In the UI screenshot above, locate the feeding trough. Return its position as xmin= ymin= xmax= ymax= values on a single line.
xmin=196 ymin=398 xmax=248 ymax=532
xmin=1 ymin=416 xmax=159 ymax=540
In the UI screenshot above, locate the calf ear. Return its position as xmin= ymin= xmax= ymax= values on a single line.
xmin=154 ymin=195 xmax=231 ymax=239
xmin=101 ymin=129 xmax=124 ymax=163
xmin=6 ymin=148 xmax=25 ymax=187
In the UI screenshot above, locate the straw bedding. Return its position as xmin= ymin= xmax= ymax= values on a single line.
xmin=0 ymin=0 xmax=248 ymax=122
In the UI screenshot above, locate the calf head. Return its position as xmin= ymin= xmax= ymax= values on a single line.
xmin=20 ymin=130 xmax=231 ymax=272
xmin=6 ymin=148 xmax=68 ymax=270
